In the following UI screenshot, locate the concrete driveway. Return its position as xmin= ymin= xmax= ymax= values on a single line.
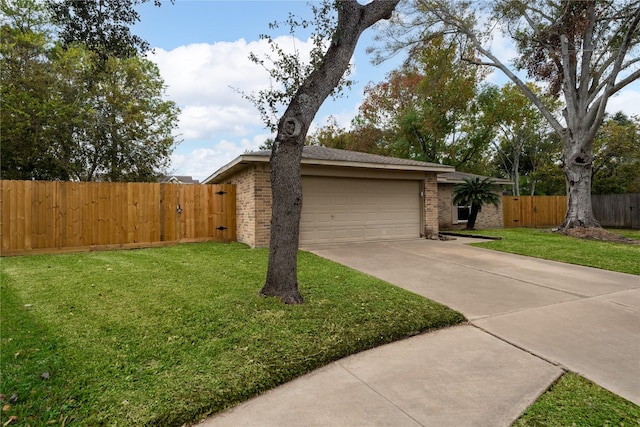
xmin=307 ymin=238 xmax=640 ymax=405
xmin=198 ymin=237 xmax=639 ymax=427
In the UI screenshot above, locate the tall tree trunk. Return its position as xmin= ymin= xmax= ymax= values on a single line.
xmin=261 ymin=0 xmax=400 ymax=304
xmin=512 ymin=149 xmax=520 ymax=197
xmin=560 ymin=136 xmax=600 ymax=228
xmin=529 ymin=179 xmax=536 ymax=196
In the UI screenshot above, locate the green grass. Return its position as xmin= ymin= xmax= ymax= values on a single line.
xmin=614 ymin=228 xmax=640 ymax=240
xmin=0 ymin=242 xmax=464 ymax=426
xmin=455 ymin=228 xmax=640 ymax=275
xmin=514 ymin=373 xmax=640 ymax=426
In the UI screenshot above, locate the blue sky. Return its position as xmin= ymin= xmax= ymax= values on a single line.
xmin=133 ymin=1 xmax=640 ymax=181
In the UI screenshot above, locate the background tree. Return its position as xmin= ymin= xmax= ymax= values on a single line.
xmin=1 ymin=0 xmax=84 ymax=180
xmin=452 ymin=177 xmax=500 ymax=230
xmin=308 ymin=36 xmax=496 ymax=174
xmin=307 ymin=115 xmax=392 ymax=155
xmin=47 ymin=0 xmax=150 ymax=60
xmin=592 ymin=112 xmax=640 ymax=194
xmin=520 ymin=132 xmax=565 ymax=195
xmin=379 ymin=0 xmax=640 ymax=229
xmin=485 ymin=83 xmax=562 ymax=195
xmin=400 ymin=36 xmax=486 ymax=166
xmin=307 ymin=116 xmax=354 ymax=150
xmin=348 ymin=36 xmax=491 ymax=169
xmin=0 ymin=0 xmax=180 ymax=181
xmin=77 ymin=55 xmax=180 ymax=182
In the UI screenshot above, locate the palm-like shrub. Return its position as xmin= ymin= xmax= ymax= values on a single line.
xmin=452 ymin=177 xmax=500 ymax=230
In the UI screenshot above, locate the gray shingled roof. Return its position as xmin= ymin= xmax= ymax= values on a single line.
xmin=204 ymin=146 xmax=455 ymax=184
xmin=438 ymin=171 xmax=513 ymax=185
xmin=159 ymin=175 xmax=200 ymax=184
xmin=245 ymin=145 xmax=447 ymax=168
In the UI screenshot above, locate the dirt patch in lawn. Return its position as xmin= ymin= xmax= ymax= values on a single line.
xmin=556 ymin=227 xmax=640 ymax=245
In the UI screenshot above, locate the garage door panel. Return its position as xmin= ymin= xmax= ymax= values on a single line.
xmin=300 ymin=177 xmax=420 ymax=245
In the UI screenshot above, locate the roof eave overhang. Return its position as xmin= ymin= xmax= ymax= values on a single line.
xmin=204 ymin=155 xmax=455 ymax=184
xmin=203 ymin=155 xmax=269 ymax=184
xmin=301 ymin=158 xmax=454 ymax=174
xmin=437 ymin=177 xmax=514 ymax=185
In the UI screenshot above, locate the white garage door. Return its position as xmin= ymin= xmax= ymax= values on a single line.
xmin=300 ymin=177 xmax=421 ymax=245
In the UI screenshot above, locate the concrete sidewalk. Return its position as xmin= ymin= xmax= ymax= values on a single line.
xmin=200 ymin=326 xmax=561 ymax=427
xmin=197 ymin=238 xmax=639 ymax=426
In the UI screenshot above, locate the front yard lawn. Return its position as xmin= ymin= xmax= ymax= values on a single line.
xmin=458 ymin=228 xmax=640 ymax=275
xmin=514 ymin=373 xmax=640 ymax=426
xmin=0 ymin=242 xmax=464 ymax=426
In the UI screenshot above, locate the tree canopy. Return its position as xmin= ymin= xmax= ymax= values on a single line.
xmin=309 ymin=35 xmax=495 ymax=174
xmin=0 ymin=0 xmax=180 ymax=182
xmin=592 ymin=112 xmax=640 ymax=194
xmin=484 ymin=83 xmax=562 ymax=196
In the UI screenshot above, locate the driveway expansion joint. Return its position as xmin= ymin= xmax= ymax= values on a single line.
xmin=470 ymin=323 xmax=567 ymax=371
xmin=335 ymin=360 xmax=425 ymax=426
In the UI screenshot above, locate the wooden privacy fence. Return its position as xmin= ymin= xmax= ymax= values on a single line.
xmin=592 ymin=193 xmax=640 ymax=228
xmin=503 ymin=195 xmax=567 ymax=228
xmin=0 ymin=180 xmax=236 ymax=256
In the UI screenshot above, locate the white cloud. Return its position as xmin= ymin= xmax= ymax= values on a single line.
xmin=148 ymin=36 xmax=316 ymax=139
xmin=314 ymin=103 xmax=361 ymax=132
xmin=169 ymin=133 xmax=271 ymax=181
xmin=147 ymin=36 xmax=319 ymax=180
xmin=606 ymin=88 xmax=640 ymax=117
xmin=484 ymin=27 xmax=525 ymax=85
xmin=179 ymin=104 xmax=261 ymax=139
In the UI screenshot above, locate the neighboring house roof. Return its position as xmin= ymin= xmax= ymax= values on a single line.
xmin=159 ymin=175 xmax=200 ymax=184
xmin=437 ymin=171 xmax=513 ymax=186
xmin=203 ymin=146 xmax=455 ymax=183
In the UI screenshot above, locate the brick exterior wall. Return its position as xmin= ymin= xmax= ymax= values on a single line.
xmin=222 ymin=163 xmax=272 ymax=248
xmin=438 ymin=183 xmax=504 ymax=230
xmin=474 ymin=200 xmax=503 ymax=229
xmin=225 ymin=166 xmax=256 ymax=247
xmin=438 ymin=185 xmax=454 ymax=230
xmin=424 ymin=174 xmax=439 ymax=238
xmin=253 ymin=163 xmax=272 ymax=247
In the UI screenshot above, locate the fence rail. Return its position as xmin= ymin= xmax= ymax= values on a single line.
xmin=1 ymin=180 xmax=236 ymax=256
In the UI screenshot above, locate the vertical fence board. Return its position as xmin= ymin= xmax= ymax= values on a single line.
xmin=206 ymin=184 xmax=214 ymax=238
xmin=17 ymin=181 xmax=27 ymax=250
xmin=162 ymin=185 xmax=178 ymax=242
xmin=38 ymin=182 xmax=49 ymax=248
xmin=130 ymin=183 xmax=141 ymax=244
xmin=11 ymin=181 xmax=23 ymax=250
xmin=1 ymin=182 xmax=9 ymax=252
xmin=225 ymin=184 xmax=237 ymax=241
xmin=87 ymin=183 xmax=97 ymax=246
xmin=127 ymin=183 xmax=136 ymax=244
xmin=0 ymin=181 xmax=236 ymax=255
